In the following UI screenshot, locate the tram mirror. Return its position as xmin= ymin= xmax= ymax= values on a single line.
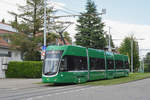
xmin=61 ymin=59 xmax=65 ymax=65
xmin=60 ymin=67 xmax=64 ymax=71
xmin=61 ymin=59 xmax=64 ymax=62
xmin=60 ymin=67 xmax=67 ymax=71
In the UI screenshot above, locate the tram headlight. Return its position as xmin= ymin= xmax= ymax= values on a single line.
xmin=61 ymin=74 xmax=64 ymax=77
xmin=46 ymin=78 xmax=49 ymax=81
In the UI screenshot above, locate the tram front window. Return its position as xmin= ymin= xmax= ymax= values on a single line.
xmin=43 ymin=50 xmax=63 ymax=75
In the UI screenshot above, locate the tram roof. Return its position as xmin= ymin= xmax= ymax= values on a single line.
xmin=46 ymin=45 xmax=128 ymax=60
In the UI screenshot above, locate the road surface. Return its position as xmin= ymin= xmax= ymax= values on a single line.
xmin=0 ymin=78 xmax=150 ymax=100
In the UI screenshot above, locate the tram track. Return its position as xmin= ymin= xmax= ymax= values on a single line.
xmin=0 ymin=84 xmax=93 ymax=100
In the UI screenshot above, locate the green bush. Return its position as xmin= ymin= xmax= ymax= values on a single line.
xmin=6 ymin=61 xmax=42 ymax=78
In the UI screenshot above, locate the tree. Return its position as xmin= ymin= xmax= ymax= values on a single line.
xmin=7 ymin=0 xmax=72 ymax=61
xmin=144 ymin=52 xmax=150 ymax=72
xmin=7 ymin=0 xmax=55 ymax=61
xmin=2 ymin=18 xmax=5 ymax=23
xmin=9 ymin=0 xmax=53 ymax=36
xmin=7 ymin=32 xmax=64 ymax=61
xmin=75 ymin=0 xmax=106 ymax=49
xmin=6 ymin=33 xmax=40 ymax=61
xmin=119 ymin=36 xmax=140 ymax=72
xmin=105 ymin=34 xmax=115 ymax=48
xmin=63 ymin=31 xmax=72 ymax=43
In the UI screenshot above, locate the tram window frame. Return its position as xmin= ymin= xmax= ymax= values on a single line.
xmin=107 ymin=59 xmax=114 ymax=69
xmin=90 ymin=57 xmax=105 ymax=70
xmin=67 ymin=55 xmax=88 ymax=71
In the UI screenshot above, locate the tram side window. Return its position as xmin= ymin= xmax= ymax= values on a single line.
xmin=97 ymin=58 xmax=105 ymax=70
xmin=90 ymin=58 xmax=95 ymax=70
xmin=125 ymin=61 xmax=129 ymax=69
xmin=67 ymin=55 xmax=87 ymax=71
xmin=59 ymin=57 xmax=67 ymax=71
xmin=90 ymin=58 xmax=105 ymax=70
xmin=107 ymin=59 xmax=114 ymax=69
xmin=115 ymin=60 xmax=123 ymax=69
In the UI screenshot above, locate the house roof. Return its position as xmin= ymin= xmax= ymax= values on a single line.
xmin=0 ymin=29 xmax=15 ymax=34
xmin=0 ymin=22 xmax=17 ymax=48
xmin=0 ymin=22 xmax=17 ymax=33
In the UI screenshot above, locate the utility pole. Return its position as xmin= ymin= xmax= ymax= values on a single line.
xmin=108 ymin=26 xmax=111 ymax=52
xmin=131 ymin=38 xmax=134 ymax=73
xmin=41 ymin=0 xmax=47 ymax=60
xmin=44 ymin=0 xmax=47 ymax=48
xmin=143 ymin=58 xmax=145 ymax=73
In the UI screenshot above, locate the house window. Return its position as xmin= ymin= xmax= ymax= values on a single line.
xmin=3 ymin=38 xmax=9 ymax=43
xmin=8 ymin=51 xmax=11 ymax=57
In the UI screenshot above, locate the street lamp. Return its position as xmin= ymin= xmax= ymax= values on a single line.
xmin=108 ymin=26 xmax=111 ymax=52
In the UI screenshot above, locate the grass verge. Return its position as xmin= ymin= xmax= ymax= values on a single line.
xmin=81 ymin=73 xmax=150 ymax=86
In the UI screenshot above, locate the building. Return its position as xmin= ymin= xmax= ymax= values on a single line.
xmin=0 ymin=22 xmax=22 ymax=78
xmin=0 ymin=22 xmax=22 ymax=61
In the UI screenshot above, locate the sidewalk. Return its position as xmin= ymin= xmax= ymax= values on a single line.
xmin=0 ymin=78 xmax=42 ymax=89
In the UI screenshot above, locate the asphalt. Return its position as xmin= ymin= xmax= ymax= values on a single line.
xmin=0 ymin=78 xmax=150 ymax=100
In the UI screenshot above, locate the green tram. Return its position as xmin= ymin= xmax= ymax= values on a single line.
xmin=42 ymin=45 xmax=129 ymax=84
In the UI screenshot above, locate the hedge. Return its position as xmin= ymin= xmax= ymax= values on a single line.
xmin=6 ymin=61 xmax=42 ymax=78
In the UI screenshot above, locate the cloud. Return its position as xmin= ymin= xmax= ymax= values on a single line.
xmin=65 ymin=17 xmax=77 ymax=41
xmin=0 ymin=0 xmax=65 ymax=22
xmin=0 ymin=0 xmax=26 ymax=22
xmin=66 ymin=18 xmax=150 ymax=56
xmin=1 ymin=0 xmax=149 ymax=56
xmin=104 ymin=19 xmax=150 ymax=56
xmin=47 ymin=1 xmax=65 ymax=10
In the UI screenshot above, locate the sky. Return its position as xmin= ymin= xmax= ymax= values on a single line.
xmin=0 ymin=0 xmax=150 ymax=57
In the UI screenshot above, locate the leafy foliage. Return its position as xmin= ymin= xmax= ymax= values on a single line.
xmin=144 ymin=52 xmax=150 ymax=72
xmin=7 ymin=0 xmax=53 ymax=60
xmin=2 ymin=18 xmax=5 ymax=23
xmin=63 ymin=31 xmax=72 ymax=43
xmin=75 ymin=0 xmax=106 ymax=49
xmin=6 ymin=32 xmax=66 ymax=60
xmin=6 ymin=61 xmax=42 ymax=78
xmin=119 ymin=36 xmax=140 ymax=72
xmin=9 ymin=0 xmax=53 ymax=36
xmin=7 ymin=0 xmax=72 ymax=61
xmin=105 ymin=34 xmax=115 ymax=48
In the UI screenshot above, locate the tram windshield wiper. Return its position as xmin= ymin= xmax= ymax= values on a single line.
xmin=44 ymin=71 xmax=51 ymax=75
